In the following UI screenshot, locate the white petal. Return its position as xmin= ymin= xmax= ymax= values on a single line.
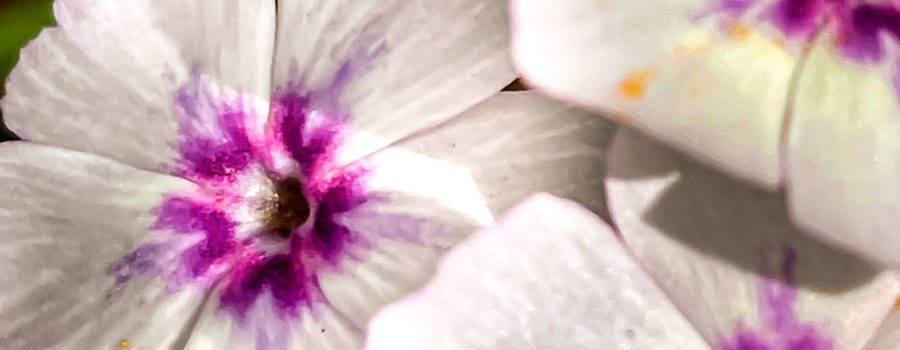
xmin=272 ymin=0 xmax=515 ymax=165
xmin=316 ymin=148 xmax=494 ymax=328
xmin=181 ymin=284 xmax=363 ymax=350
xmin=366 ymin=194 xmax=710 ymax=350
xmin=865 ymin=304 xmax=900 ymax=350
xmin=0 ymin=142 xmax=204 ymax=349
xmin=606 ymin=130 xmax=900 ymax=350
xmin=391 ymin=91 xmax=615 ymax=220
xmin=786 ymin=32 xmax=900 ymax=270
xmin=2 ymin=0 xmax=275 ymax=172
xmin=332 ymin=91 xmax=615 ymax=330
xmin=512 ymin=0 xmax=802 ymax=187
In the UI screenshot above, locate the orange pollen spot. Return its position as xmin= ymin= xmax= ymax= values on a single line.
xmin=894 ymin=296 xmax=900 ymax=309
xmin=618 ymin=69 xmax=654 ymax=99
xmin=728 ymin=23 xmax=753 ymax=41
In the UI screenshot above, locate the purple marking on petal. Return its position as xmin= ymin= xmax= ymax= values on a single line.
xmin=766 ymin=0 xmax=838 ymax=40
xmin=110 ymin=196 xmax=239 ymax=286
xmin=152 ymin=196 xmax=240 ymax=278
xmin=270 ymin=90 xmax=345 ymax=175
xmin=717 ymin=247 xmax=835 ymax=350
xmin=111 ymin=54 xmax=402 ymax=333
xmin=721 ymin=0 xmax=757 ymax=15
xmin=170 ymin=69 xmax=255 ymax=181
xmin=839 ymin=4 xmax=900 ymax=62
xmin=107 ymin=243 xmax=165 ymax=283
xmin=308 ymin=167 xmax=371 ymax=265
xmin=220 ymin=253 xmax=316 ymax=320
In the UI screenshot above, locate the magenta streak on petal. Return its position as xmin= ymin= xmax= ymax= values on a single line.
xmin=171 ymin=69 xmax=254 ymax=181
xmin=152 ymin=196 xmax=238 ymax=279
xmin=717 ymin=247 xmax=835 ymax=350
xmin=219 ymin=253 xmax=315 ymax=320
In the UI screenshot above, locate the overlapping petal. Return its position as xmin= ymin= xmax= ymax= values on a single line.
xmin=512 ymin=0 xmax=806 ymax=187
xmin=513 ymin=0 xmax=900 ymax=271
xmin=606 ymin=130 xmax=899 ymax=349
xmin=786 ymin=30 xmax=900 ymax=269
xmin=368 ymin=167 xmax=900 ymax=349
xmin=366 ymin=194 xmax=710 ymax=350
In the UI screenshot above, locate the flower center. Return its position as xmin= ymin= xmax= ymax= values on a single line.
xmin=265 ymin=178 xmax=311 ymax=239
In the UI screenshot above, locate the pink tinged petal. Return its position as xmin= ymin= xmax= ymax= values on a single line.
xmin=0 ymin=143 xmax=206 ymax=350
xmin=272 ymin=0 xmax=515 ymax=165
xmin=366 ymin=194 xmax=710 ymax=350
xmin=1 ymin=0 xmax=274 ymax=172
xmin=316 ymin=148 xmax=494 ymax=328
xmin=390 ymin=91 xmax=616 ymax=221
xmin=606 ymin=130 xmax=900 ymax=350
xmin=512 ymin=0 xmax=807 ymax=188
xmin=864 ymin=306 xmax=900 ymax=350
xmin=786 ymin=30 xmax=900 ymax=270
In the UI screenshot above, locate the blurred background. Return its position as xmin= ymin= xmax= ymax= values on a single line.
xmin=0 ymin=0 xmax=55 ymax=142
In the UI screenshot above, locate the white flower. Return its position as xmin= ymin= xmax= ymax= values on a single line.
xmin=511 ymin=0 xmax=900 ymax=270
xmin=0 ymin=1 xmax=612 ymax=348
xmin=367 ymin=132 xmax=900 ymax=350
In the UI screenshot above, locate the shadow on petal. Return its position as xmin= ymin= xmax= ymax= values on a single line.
xmin=640 ymin=150 xmax=880 ymax=292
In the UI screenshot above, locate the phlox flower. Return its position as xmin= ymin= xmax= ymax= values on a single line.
xmin=0 ymin=0 xmax=613 ymax=348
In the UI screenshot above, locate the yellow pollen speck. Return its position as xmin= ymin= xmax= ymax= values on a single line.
xmin=618 ymin=69 xmax=654 ymax=99
xmin=119 ymin=339 xmax=131 ymax=349
xmin=773 ymin=39 xmax=786 ymax=49
xmin=676 ymin=43 xmax=708 ymax=55
xmin=728 ymin=22 xmax=753 ymax=41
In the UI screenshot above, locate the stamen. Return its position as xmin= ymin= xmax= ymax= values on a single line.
xmin=266 ymin=178 xmax=311 ymax=238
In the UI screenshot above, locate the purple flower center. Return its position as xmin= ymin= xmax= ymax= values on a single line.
xmin=110 ymin=70 xmax=373 ymax=323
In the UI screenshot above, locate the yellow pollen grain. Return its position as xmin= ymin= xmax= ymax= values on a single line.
xmin=119 ymin=339 xmax=131 ymax=349
xmin=618 ymin=68 xmax=655 ymax=99
xmin=728 ymin=22 xmax=753 ymax=41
